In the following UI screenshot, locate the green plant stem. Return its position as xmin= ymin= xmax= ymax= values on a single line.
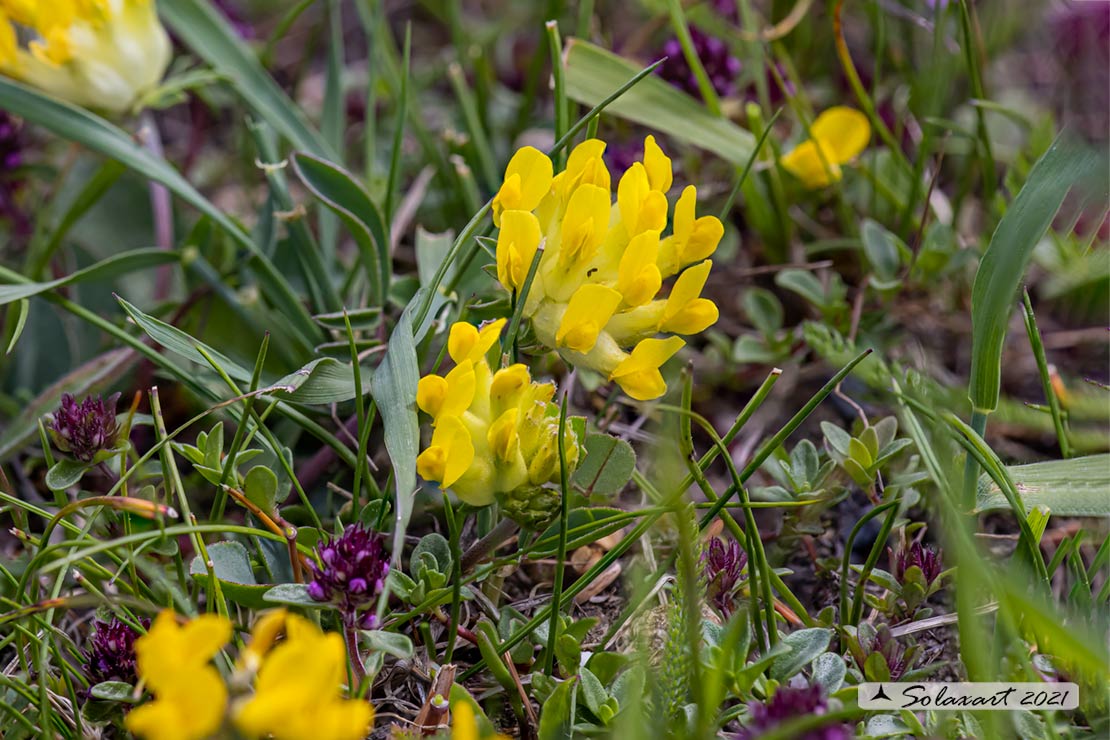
xmin=544 ymin=393 xmax=572 ymax=677
xmin=960 ymin=408 xmax=988 ymax=510
xmin=1021 ymin=290 xmax=1070 ymax=458
xmin=443 ymin=495 xmax=464 ymax=663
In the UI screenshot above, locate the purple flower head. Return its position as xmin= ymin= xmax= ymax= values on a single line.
xmin=308 ymin=523 xmax=390 ymax=627
xmin=892 ymin=541 xmax=943 ymax=586
xmin=47 ymin=393 xmax=122 ymax=462
xmin=656 ymin=27 xmax=742 ymax=100
xmin=854 ymin=623 xmax=910 ymax=681
xmin=84 ymin=617 xmax=147 ymax=687
xmin=742 ymin=684 xmax=851 ymax=740
xmin=0 ymin=111 xmax=29 ymax=235
xmin=702 ymin=537 xmax=747 ymax=617
xmin=711 ymin=0 xmax=740 ymax=23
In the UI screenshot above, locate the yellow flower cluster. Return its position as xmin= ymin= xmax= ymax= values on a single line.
xmin=126 ymin=610 xmax=229 ymax=740
xmin=0 ymin=0 xmax=171 ymax=113
xmin=492 ymin=136 xmax=723 ymax=401
xmin=780 ymin=107 xmax=871 ymax=189
xmin=126 ymin=609 xmax=372 ymax=740
xmin=415 ymin=318 xmax=579 ymax=507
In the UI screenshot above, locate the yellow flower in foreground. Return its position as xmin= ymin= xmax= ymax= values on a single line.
xmin=780 ymin=107 xmax=871 ymax=188
xmin=0 ymin=0 xmax=171 ymax=113
xmin=235 ymin=613 xmax=373 ymax=740
xmin=416 ymin=319 xmax=581 ymax=507
xmin=126 ymin=610 xmax=231 ymax=740
xmin=450 ymin=699 xmax=510 ymax=740
xmin=492 ymin=136 xmax=722 ymax=400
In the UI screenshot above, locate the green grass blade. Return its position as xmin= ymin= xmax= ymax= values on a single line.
xmin=0 ymin=249 xmax=178 ymax=306
xmin=976 ymin=455 xmax=1110 ymax=517
xmin=968 ymin=132 xmax=1104 ymax=414
xmin=160 ymin=0 xmax=334 ymax=159
xmin=563 ymin=39 xmax=754 ymax=165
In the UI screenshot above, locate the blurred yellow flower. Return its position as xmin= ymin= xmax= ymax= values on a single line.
xmin=780 ymin=107 xmax=871 ymax=188
xmin=492 ymin=136 xmax=723 ymax=400
xmin=125 ymin=610 xmax=231 ymax=740
xmin=0 ymin=0 xmax=171 ymax=113
xmin=234 ymin=613 xmax=373 ymax=740
xmin=450 ymin=699 xmax=510 ymax=740
xmin=415 ymin=319 xmax=580 ymax=507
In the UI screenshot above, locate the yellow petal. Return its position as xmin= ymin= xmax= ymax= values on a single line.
xmin=493 ymin=146 xmax=553 ymax=222
xmin=643 ymin=135 xmax=673 ymax=193
xmin=781 ymin=139 xmax=842 ymax=188
xmin=560 ymin=138 xmax=610 ymax=197
xmin=419 ymin=416 xmax=475 ymax=488
xmin=313 ymin=700 xmax=374 ymax=740
xmin=448 ymin=319 xmax=505 ymax=364
xmin=416 ymin=375 xmax=448 ymax=418
xmin=609 ymin=336 xmax=685 ymax=400
xmin=618 ymin=230 xmax=663 ymax=307
xmin=441 ymin=361 xmax=476 ymax=419
xmin=662 ymin=259 xmax=718 ymax=334
xmin=669 ymin=186 xmax=723 ymax=266
xmin=487 ymin=408 xmax=520 ymax=463
xmin=811 ymin=106 xmax=871 ymax=163
xmin=618 ymin=163 xmax=667 ymax=236
xmin=496 ymin=210 xmax=542 ymax=291
xmin=490 ymin=364 xmax=532 ymax=407
xmin=556 ymin=284 xmax=623 ymax=353
xmin=558 ymin=184 xmax=611 ymax=269
xmin=452 ymin=701 xmax=479 ymax=740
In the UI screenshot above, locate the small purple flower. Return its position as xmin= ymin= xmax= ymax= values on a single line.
xmin=84 ymin=617 xmax=147 ymax=687
xmin=892 ymin=541 xmax=943 ymax=586
xmin=656 ymin=27 xmax=742 ymax=100
xmin=46 ymin=393 xmax=122 ymax=462
xmin=741 ymin=684 xmax=851 ymax=740
xmin=308 ymin=523 xmax=390 ymax=627
xmin=852 ymin=623 xmax=911 ymax=681
xmin=702 ymin=537 xmax=747 ymax=617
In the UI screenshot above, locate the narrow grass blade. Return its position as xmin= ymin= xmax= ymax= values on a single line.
xmin=160 ymin=0 xmax=333 ymax=159
xmin=563 ymin=39 xmax=754 ymax=165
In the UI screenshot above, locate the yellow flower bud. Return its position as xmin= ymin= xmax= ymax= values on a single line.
xmin=487 ymin=408 xmax=520 ymax=464
xmin=643 ymin=135 xmax=673 ymax=193
xmin=0 ymin=0 xmax=172 ymax=114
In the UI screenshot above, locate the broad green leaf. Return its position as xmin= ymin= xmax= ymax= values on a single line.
xmin=860 ymin=218 xmax=904 ymax=288
xmin=293 ymin=153 xmax=390 ymax=306
xmin=89 ymin=681 xmax=136 ymax=703
xmin=0 ymin=249 xmax=179 ymax=307
xmin=412 ymin=532 xmax=453 ymax=576
xmin=361 ymin=630 xmax=414 ymax=659
xmin=189 ymin=540 xmax=270 ymax=608
xmin=969 ymin=133 xmax=1106 ymax=412
xmin=563 ymin=39 xmax=754 ymax=165
xmin=572 ymin=434 xmax=636 ymax=496
xmin=159 ymin=0 xmax=332 ymax=159
xmin=976 ymin=455 xmax=1110 ymax=517
xmin=811 ymin=652 xmax=846 ymax=693
xmin=243 ymin=466 xmax=279 ymax=514
xmin=46 ymin=459 xmax=93 ymax=492
xmin=263 ymin=582 xmax=327 ymax=608
xmin=0 ymin=348 xmax=136 ymax=461
xmin=768 ymin=627 xmax=832 ymax=681
xmin=370 ymin=291 xmax=422 ymax=572
xmin=538 ymin=675 xmax=578 ymax=740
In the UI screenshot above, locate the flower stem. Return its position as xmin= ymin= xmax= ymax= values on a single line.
xmin=344 ymin=624 xmax=367 ymax=691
